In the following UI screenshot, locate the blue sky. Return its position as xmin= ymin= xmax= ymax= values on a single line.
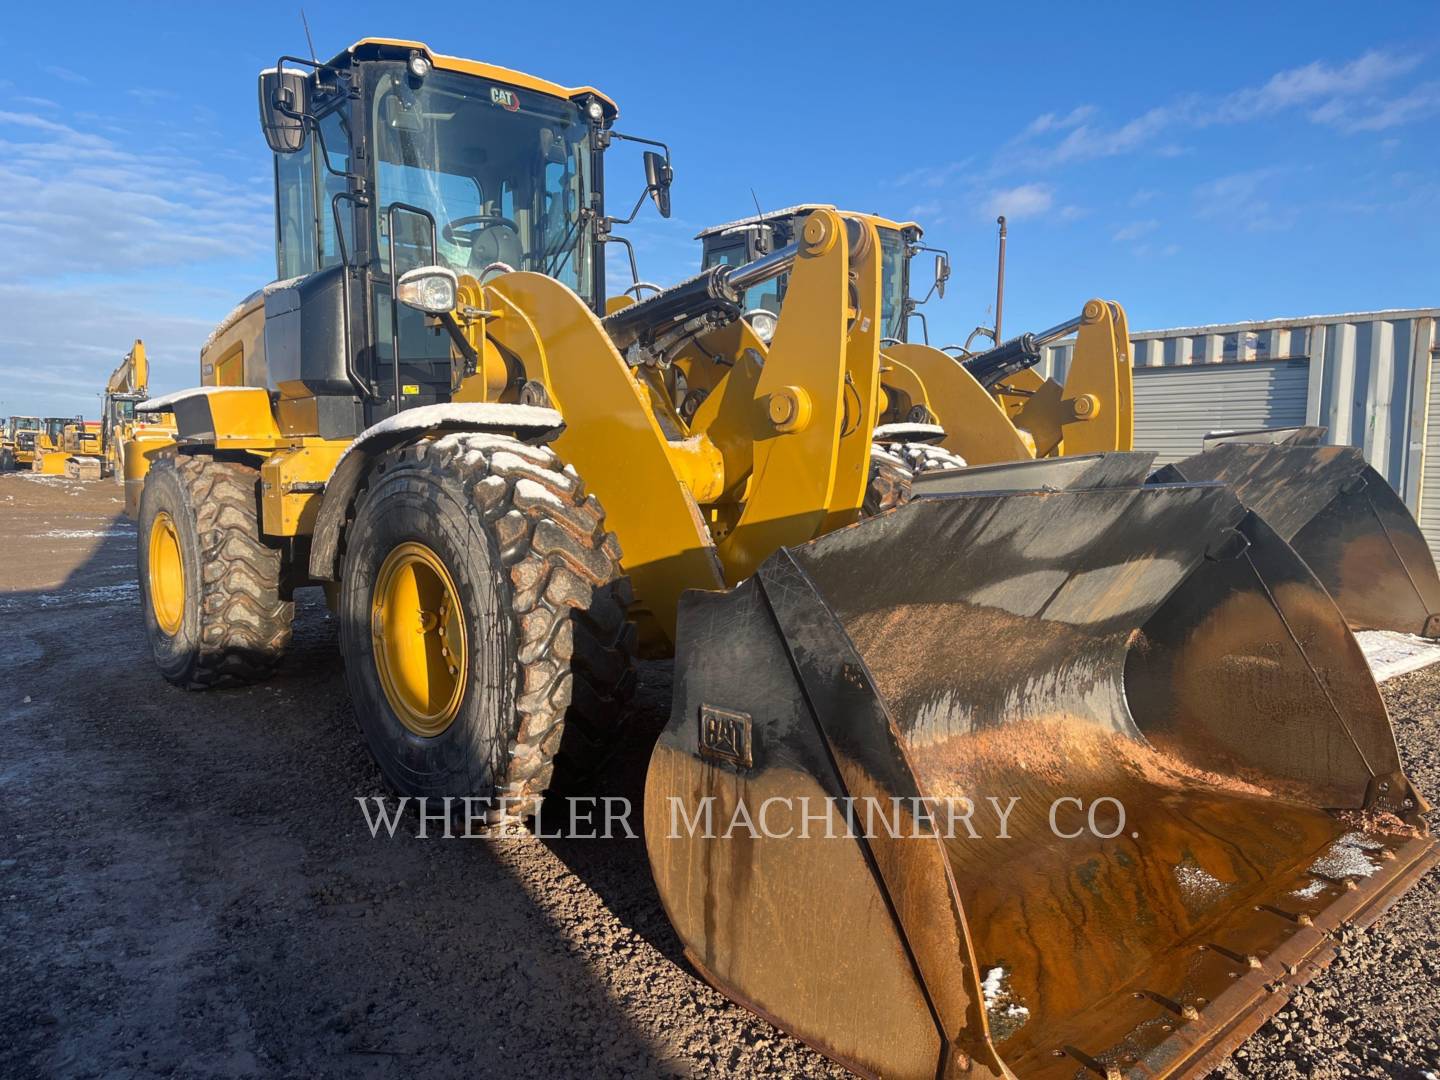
xmin=1 ymin=1 xmax=1437 ymax=416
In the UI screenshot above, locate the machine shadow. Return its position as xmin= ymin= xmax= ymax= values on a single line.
xmin=0 ymin=493 xmax=680 ymax=1078
xmin=536 ymin=658 xmax=693 ymax=970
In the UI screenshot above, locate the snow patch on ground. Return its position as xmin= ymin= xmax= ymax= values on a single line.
xmin=0 ymin=581 xmax=138 ymax=612
xmin=41 ymin=528 xmax=134 ymax=539
xmin=1356 ymin=630 xmax=1440 ymax=683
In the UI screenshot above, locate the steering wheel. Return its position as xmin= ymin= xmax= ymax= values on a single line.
xmin=441 ymin=213 xmax=521 ymax=247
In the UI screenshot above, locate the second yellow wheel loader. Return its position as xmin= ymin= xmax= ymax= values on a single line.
xmin=132 ymin=39 xmax=1435 ymax=1080
xmin=699 ymin=206 xmax=1440 ymax=640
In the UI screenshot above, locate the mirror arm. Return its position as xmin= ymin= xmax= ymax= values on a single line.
xmin=606 ymin=186 xmax=654 ymax=228
xmin=608 ymin=131 xmax=672 ymax=158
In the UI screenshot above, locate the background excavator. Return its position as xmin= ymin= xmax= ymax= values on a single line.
xmin=127 ymin=39 xmax=1435 ymax=1080
xmin=100 ymin=341 xmax=176 ymax=510
xmin=699 ymin=205 xmax=1440 ymax=639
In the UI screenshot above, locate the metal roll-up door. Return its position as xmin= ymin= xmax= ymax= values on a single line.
xmin=1418 ymin=353 xmax=1440 ymax=559
xmin=1132 ymin=359 xmax=1310 ymax=465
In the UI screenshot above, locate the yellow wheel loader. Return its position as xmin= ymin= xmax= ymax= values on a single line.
xmin=701 ymin=207 xmax=1440 ymax=639
xmin=132 ymin=39 xmax=1435 ymax=1080
xmin=2 ymin=415 xmax=42 ymax=470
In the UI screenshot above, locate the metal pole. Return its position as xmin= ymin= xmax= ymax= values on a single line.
xmin=994 ymin=215 xmax=1007 ymax=343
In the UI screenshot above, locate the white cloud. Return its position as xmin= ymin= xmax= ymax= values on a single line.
xmin=0 ymin=109 xmax=271 ymax=280
xmin=890 ymin=159 xmax=974 ymax=189
xmin=1013 ymin=49 xmax=1427 ymax=170
xmin=1024 ymin=105 xmax=1096 ymax=136
xmin=1309 ymin=80 xmax=1440 ymax=132
xmin=0 ymin=105 xmax=274 ymax=415
xmin=1045 ymin=104 xmax=1178 ymax=165
xmin=1210 ymin=51 xmax=1420 ymax=123
xmin=1194 ymin=168 xmax=1297 ymax=232
xmin=982 ymin=183 xmax=1054 ymax=221
xmin=0 ymin=279 xmax=228 ymax=414
xmin=1112 ymin=219 xmax=1159 ymax=243
xmin=42 ymin=65 xmax=90 ymax=85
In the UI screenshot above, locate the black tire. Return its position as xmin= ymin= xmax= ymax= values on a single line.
xmin=863 ymin=445 xmax=913 ymax=516
xmin=137 ymin=453 xmax=294 ymax=688
xmin=0 ymin=449 xmax=12 ymax=472
xmin=338 ymin=433 xmax=634 ymax=805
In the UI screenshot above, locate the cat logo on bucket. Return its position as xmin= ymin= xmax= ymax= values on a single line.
xmin=490 ymin=87 xmax=520 ymax=112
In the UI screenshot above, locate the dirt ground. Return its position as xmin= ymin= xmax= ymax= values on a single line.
xmin=2 ymin=474 xmax=1438 ymax=1079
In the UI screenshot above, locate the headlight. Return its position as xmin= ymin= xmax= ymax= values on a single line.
xmin=408 ymin=53 xmax=431 ymax=79
xmin=396 ymin=265 xmax=458 ymax=314
xmin=586 ymin=99 xmax=605 ymax=121
xmin=746 ymin=308 xmax=778 ymax=344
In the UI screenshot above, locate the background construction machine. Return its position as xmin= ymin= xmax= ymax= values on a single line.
xmin=1 ymin=415 xmax=42 ymax=470
xmin=31 ymin=417 xmax=78 ymax=474
xmin=100 ymin=341 xmax=175 ymax=510
xmin=129 ymin=39 xmax=1434 ymax=1080
xmin=32 ymin=417 xmax=103 ymax=478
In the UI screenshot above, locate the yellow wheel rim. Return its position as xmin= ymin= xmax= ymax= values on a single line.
xmin=371 ymin=541 xmax=468 ymax=737
xmin=148 ymin=510 xmax=185 ymax=635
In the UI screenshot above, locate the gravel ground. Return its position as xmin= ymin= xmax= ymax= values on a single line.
xmin=1 ymin=473 xmax=1437 ymax=1079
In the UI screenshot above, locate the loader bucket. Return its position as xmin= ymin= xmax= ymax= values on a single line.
xmin=645 ymin=478 xmax=1437 ymax=1080
xmin=911 ymin=451 xmax=1156 ymax=497
xmin=1155 ymin=438 xmax=1440 ymax=638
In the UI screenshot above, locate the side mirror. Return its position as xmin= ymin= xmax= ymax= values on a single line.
xmin=644 ymin=150 xmax=673 ymax=218
xmin=258 ymin=67 xmax=309 ymax=154
xmin=934 ymin=253 xmax=950 ymax=300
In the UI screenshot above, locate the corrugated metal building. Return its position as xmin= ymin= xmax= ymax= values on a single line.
xmin=1039 ymin=308 xmax=1440 ymax=556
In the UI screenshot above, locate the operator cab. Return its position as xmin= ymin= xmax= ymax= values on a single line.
xmin=253 ymin=39 xmax=669 ymax=434
xmin=697 ymin=207 xmax=948 ymax=344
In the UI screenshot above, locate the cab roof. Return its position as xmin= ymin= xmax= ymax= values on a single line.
xmin=331 ymin=38 xmax=618 ymax=119
xmin=696 ymin=203 xmax=921 ymax=240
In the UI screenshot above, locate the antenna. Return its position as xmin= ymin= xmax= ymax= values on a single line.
xmin=300 ymin=8 xmax=319 ymax=64
xmin=748 ymin=188 xmax=772 ymax=256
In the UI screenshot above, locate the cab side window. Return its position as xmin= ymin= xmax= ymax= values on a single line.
xmin=275 ymin=137 xmax=317 ymax=280
xmin=317 ymin=107 xmax=353 ymax=269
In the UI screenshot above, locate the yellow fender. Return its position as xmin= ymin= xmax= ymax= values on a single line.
xmin=483 ymin=272 xmax=723 ymax=652
xmin=883 ymin=342 xmax=1034 ymax=465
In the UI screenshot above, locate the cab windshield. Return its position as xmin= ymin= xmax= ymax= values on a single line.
xmin=370 ymin=65 xmax=594 ymax=303
xmin=14 ymin=417 xmax=40 ymax=432
xmin=879 ymin=228 xmax=907 ymax=341
xmin=702 ymin=238 xmax=780 ymax=314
